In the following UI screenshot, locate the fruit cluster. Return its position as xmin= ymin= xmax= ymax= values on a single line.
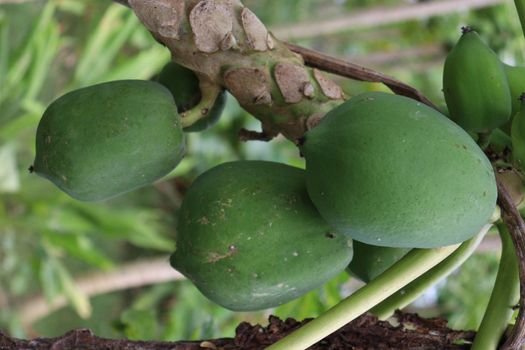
xmin=34 ymin=26 xmax=523 ymax=311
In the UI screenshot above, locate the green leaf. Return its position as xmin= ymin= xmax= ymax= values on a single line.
xmin=0 ymin=13 xmax=8 ymax=100
xmin=3 ymin=2 xmax=55 ymax=102
xmin=68 ymin=203 xmax=175 ymax=251
xmin=38 ymin=256 xmax=61 ymax=303
xmin=24 ymin=17 xmax=61 ymax=101
xmin=53 ymin=258 xmax=92 ymax=319
xmin=99 ymin=47 xmax=170 ymax=82
xmin=74 ymin=4 xmax=136 ymax=85
xmin=42 ymin=232 xmax=114 ymax=270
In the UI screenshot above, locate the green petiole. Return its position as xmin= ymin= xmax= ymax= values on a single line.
xmin=265 ymin=243 xmax=461 ymax=350
xmin=181 ymin=79 xmax=222 ymax=128
xmin=515 ymin=0 xmax=525 ymax=42
xmin=370 ymin=225 xmax=491 ymax=320
xmin=471 ymin=223 xmax=520 ymax=350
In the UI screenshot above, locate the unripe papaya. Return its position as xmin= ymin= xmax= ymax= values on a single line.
xmin=170 ymin=161 xmax=353 ymax=311
xmin=303 ymin=92 xmax=497 ymax=248
xmin=443 ymin=29 xmax=511 ymax=132
xmin=156 ymin=61 xmax=226 ymax=132
xmin=33 ymin=80 xmax=185 ymax=201
xmin=346 ymin=242 xmax=410 ymax=283
xmin=504 ymin=64 xmax=525 ymax=117
xmin=511 ymin=97 xmax=525 ymax=170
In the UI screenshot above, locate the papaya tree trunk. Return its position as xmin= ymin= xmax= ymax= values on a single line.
xmin=126 ymin=0 xmax=348 ymax=142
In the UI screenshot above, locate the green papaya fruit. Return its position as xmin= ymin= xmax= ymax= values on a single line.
xmin=170 ymin=161 xmax=353 ymax=311
xmin=33 ymin=80 xmax=185 ymax=201
xmin=156 ymin=61 xmax=226 ymax=132
xmin=346 ymin=242 xmax=410 ymax=283
xmin=302 ymin=91 xmax=497 ymax=248
xmin=511 ymin=97 xmax=525 ymax=170
xmin=443 ymin=28 xmax=511 ymax=132
xmin=504 ymin=64 xmax=525 ymax=117
xmin=500 ymin=64 xmax=525 ymax=134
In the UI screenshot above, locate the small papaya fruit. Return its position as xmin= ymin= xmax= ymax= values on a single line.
xmin=500 ymin=64 xmax=525 ymax=134
xmin=302 ymin=92 xmax=497 ymax=248
xmin=156 ymin=61 xmax=226 ymax=132
xmin=511 ymin=95 xmax=525 ymax=170
xmin=443 ymin=28 xmax=511 ymax=132
xmin=170 ymin=161 xmax=353 ymax=311
xmin=504 ymin=64 xmax=525 ymax=117
xmin=346 ymin=242 xmax=410 ymax=283
xmin=33 ymin=80 xmax=185 ymax=201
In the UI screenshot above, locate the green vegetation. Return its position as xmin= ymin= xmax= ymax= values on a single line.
xmin=1 ymin=0 xmax=524 ymax=345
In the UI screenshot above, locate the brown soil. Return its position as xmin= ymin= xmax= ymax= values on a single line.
xmin=0 ymin=311 xmax=475 ymax=350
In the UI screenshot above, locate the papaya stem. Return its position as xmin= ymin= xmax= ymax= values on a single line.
xmin=265 ymin=244 xmax=461 ymax=350
xmin=472 ymin=223 xmax=520 ymax=350
xmin=181 ymin=79 xmax=222 ymax=129
xmin=496 ymin=177 xmax=525 ymax=350
xmin=370 ymin=225 xmax=490 ymax=320
xmin=515 ymin=0 xmax=525 ymax=41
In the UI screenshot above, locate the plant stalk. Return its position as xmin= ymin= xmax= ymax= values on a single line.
xmin=471 ymin=223 xmax=520 ymax=350
xmin=370 ymin=225 xmax=490 ymax=320
xmin=497 ymin=177 xmax=525 ymax=350
xmin=266 ymin=244 xmax=461 ymax=350
xmin=515 ymin=0 xmax=525 ymax=41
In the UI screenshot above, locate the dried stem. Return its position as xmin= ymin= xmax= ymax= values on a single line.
xmin=496 ymin=176 xmax=525 ymax=350
xmin=285 ymin=43 xmax=438 ymax=110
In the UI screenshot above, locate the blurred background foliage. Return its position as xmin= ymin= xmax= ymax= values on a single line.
xmin=0 ymin=0 xmax=521 ymax=341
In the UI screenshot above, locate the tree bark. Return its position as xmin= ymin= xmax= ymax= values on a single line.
xmin=115 ymin=0 xmax=438 ymax=141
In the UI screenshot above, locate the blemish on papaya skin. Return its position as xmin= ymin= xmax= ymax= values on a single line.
xmin=206 ymin=245 xmax=238 ymax=263
xmin=325 ymin=232 xmax=335 ymax=239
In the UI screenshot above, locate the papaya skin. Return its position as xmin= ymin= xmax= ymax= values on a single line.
xmin=33 ymin=80 xmax=185 ymax=201
xmin=504 ymin=64 xmax=525 ymax=117
xmin=511 ymin=97 xmax=525 ymax=171
xmin=347 ymin=242 xmax=410 ymax=283
xmin=443 ymin=29 xmax=511 ymax=132
xmin=156 ymin=61 xmax=226 ymax=132
xmin=170 ymin=161 xmax=353 ymax=311
xmin=500 ymin=64 xmax=525 ymax=134
xmin=303 ymin=91 xmax=497 ymax=248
